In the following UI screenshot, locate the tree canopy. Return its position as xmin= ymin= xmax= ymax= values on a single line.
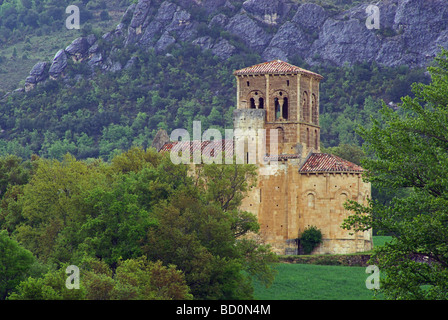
xmin=343 ymin=48 xmax=448 ymax=300
xmin=0 ymin=147 xmax=277 ymax=300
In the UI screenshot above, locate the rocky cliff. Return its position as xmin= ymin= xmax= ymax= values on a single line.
xmin=19 ymin=0 xmax=448 ymax=92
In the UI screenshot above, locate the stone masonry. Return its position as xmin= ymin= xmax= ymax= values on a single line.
xmin=233 ymin=60 xmax=372 ymax=255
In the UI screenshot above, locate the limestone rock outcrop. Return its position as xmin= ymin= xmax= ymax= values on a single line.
xmin=15 ymin=0 xmax=448 ymax=93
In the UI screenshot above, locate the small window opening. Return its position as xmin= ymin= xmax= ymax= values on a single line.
xmin=282 ymin=97 xmax=289 ymax=119
xmin=275 ymin=98 xmax=280 ymax=120
xmin=307 ymin=128 xmax=310 ymax=146
xmin=250 ymin=98 xmax=256 ymax=109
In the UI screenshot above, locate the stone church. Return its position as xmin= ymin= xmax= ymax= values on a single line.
xmin=156 ymin=60 xmax=372 ymax=255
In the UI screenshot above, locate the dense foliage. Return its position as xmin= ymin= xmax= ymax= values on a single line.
xmin=0 ymin=147 xmax=278 ymax=300
xmin=342 ymin=49 xmax=448 ymax=300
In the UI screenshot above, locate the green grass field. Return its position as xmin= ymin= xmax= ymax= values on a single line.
xmin=253 ymin=264 xmax=376 ymax=300
xmin=253 ymin=236 xmax=391 ymax=300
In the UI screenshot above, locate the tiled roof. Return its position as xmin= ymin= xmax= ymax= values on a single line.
xmin=160 ymin=140 xmax=300 ymax=161
xmin=234 ymin=60 xmax=323 ymax=79
xmin=264 ymin=154 xmax=302 ymax=161
xmin=299 ymin=153 xmax=364 ymax=173
xmin=160 ymin=142 xmax=363 ymax=173
xmin=160 ymin=140 xmax=234 ymax=157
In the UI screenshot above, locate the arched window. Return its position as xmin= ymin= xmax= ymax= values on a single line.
xmin=312 ymin=94 xmax=318 ymax=124
xmin=273 ymin=91 xmax=289 ymax=121
xmin=275 ymin=98 xmax=281 ymax=120
xmin=282 ymin=97 xmax=288 ymax=119
xmin=247 ymin=91 xmax=264 ymax=110
xmin=250 ymin=98 xmax=256 ymax=109
xmin=307 ymin=193 xmax=315 ymax=209
xmin=306 ymin=128 xmax=310 ymax=147
xmin=302 ymin=91 xmax=309 ymax=122
xmin=314 ymin=129 xmax=318 ymax=150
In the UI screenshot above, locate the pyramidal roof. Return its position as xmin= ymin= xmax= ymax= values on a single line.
xmin=234 ymin=60 xmax=323 ymax=79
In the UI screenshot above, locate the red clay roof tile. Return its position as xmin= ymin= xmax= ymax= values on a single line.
xmin=299 ymin=153 xmax=364 ymax=173
xmin=233 ymin=60 xmax=323 ymax=79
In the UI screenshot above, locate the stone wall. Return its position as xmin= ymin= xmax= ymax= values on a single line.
xmin=240 ymin=162 xmax=373 ymax=255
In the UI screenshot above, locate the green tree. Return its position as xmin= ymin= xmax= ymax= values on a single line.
xmin=111 ymin=257 xmax=193 ymax=300
xmin=343 ymin=49 xmax=448 ymax=300
xmin=0 ymin=154 xmax=32 ymax=199
xmin=13 ymin=154 xmax=108 ymax=263
xmin=0 ymin=230 xmax=36 ymax=299
xmin=321 ymin=143 xmax=365 ymax=165
xmin=143 ymin=161 xmax=277 ymax=300
xmin=9 ymin=257 xmax=192 ymax=300
xmin=7 ymin=264 xmax=87 ymax=300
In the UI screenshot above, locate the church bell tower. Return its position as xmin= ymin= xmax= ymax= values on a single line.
xmin=233 ymin=60 xmax=323 ymax=158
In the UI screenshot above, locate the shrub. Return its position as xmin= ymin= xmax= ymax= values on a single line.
xmin=299 ymin=226 xmax=322 ymax=254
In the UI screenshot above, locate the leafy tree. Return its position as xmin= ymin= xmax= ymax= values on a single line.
xmin=13 ymin=154 xmax=109 ymax=263
xmin=0 ymin=230 xmax=36 ymax=299
xmin=110 ymin=257 xmax=193 ymax=300
xmin=77 ymin=173 xmax=157 ymax=267
xmin=143 ymin=160 xmax=277 ymax=300
xmin=321 ymin=143 xmax=365 ymax=165
xmin=7 ymin=263 xmax=87 ymax=300
xmin=0 ymin=154 xmax=32 ymax=199
xmin=343 ymin=49 xmax=448 ymax=300
xmin=8 ymin=257 xmax=192 ymax=300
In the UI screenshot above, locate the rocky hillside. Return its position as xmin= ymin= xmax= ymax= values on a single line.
xmin=14 ymin=0 xmax=447 ymax=93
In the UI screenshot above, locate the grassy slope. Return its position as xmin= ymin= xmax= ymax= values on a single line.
xmin=0 ymin=11 xmax=124 ymax=92
xmin=253 ymin=236 xmax=391 ymax=300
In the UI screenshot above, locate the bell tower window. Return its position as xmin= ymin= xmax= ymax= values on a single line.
xmin=247 ymin=91 xmax=265 ymax=110
xmin=312 ymin=94 xmax=318 ymax=125
xmin=307 ymin=128 xmax=310 ymax=147
xmin=282 ymin=97 xmax=288 ymax=119
xmin=273 ymin=91 xmax=289 ymax=121
xmin=250 ymin=98 xmax=256 ymax=109
xmin=302 ymin=91 xmax=310 ymax=122
xmin=275 ymin=98 xmax=281 ymax=120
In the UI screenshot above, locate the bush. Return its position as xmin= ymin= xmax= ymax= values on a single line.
xmin=299 ymin=226 xmax=322 ymax=254
xmin=100 ymin=10 xmax=110 ymax=21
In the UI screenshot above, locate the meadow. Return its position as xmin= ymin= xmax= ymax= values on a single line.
xmin=253 ymin=236 xmax=391 ymax=300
